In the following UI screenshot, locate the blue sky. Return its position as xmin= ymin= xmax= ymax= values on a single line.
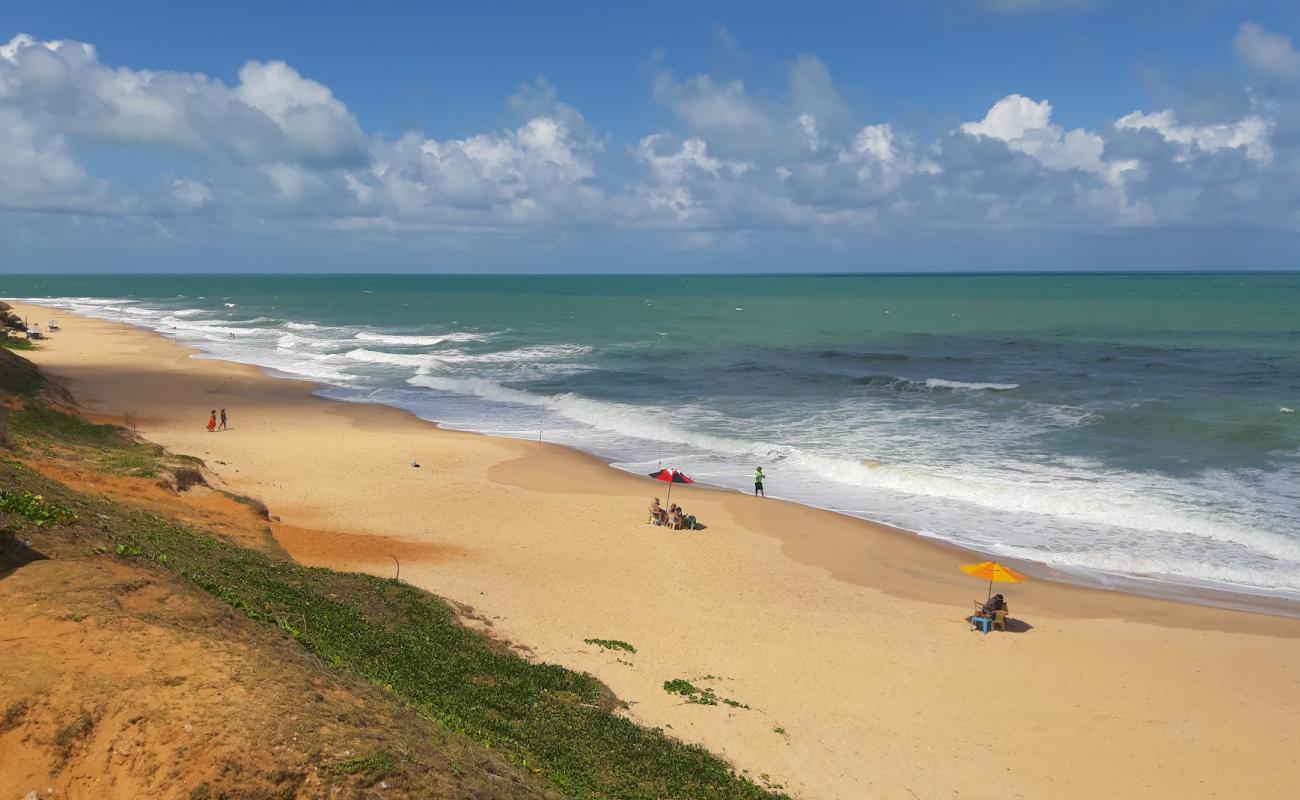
xmin=2 ymin=0 xmax=1300 ymax=272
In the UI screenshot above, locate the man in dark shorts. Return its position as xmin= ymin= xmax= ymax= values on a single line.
xmin=754 ymin=467 xmax=765 ymax=497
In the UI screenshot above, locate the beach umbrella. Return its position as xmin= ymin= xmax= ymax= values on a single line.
xmin=959 ymin=560 xmax=1026 ymax=602
xmin=648 ymin=468 xmax=694 ymax=504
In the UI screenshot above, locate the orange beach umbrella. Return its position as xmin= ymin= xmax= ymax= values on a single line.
xmin=959 ymin=561 xmax=1026 ymax=602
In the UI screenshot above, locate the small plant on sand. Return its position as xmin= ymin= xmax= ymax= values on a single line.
xmin=0 ymin=489 xmax=78 ymax=526
xmin=54 ymin=709 xmax=94 ymax=762
xmin=585 ymin=638 xmax=637 ymax=654
xmin=664 ymin=678 xmax=749 ymax=709
xmin=663 ymin=679 xmax=718 ymax=706
xmin=1 ymin=698 xmax=30 ymax=732
xmin=324 ymin=748 xmax=396 ymax=781
xmin=223 ymin=491 xmax=271 ymax=519
xmin=772 ymin=726 xmax=786 ymax=736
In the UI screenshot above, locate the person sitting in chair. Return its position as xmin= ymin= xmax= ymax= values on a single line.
xmin=649 ymin=497 xmax=663 ymax=525
xmin=978 ymin=594 xmax=1007 ymax=618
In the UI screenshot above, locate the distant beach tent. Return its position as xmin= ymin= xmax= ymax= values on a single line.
xmin=959 ymin=560 xmax=1026 ymax=602
xmin=648 ymin=468 xmax=694 ymax=503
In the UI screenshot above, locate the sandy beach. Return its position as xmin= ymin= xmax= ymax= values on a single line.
xmin=11 ymin=300 xmax=1300 ymax=800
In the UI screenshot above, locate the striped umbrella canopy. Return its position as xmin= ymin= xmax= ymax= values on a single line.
xmin=959 ymin=561 xmax=1026 ymax=602
xmin=648 ymin=468 xmax=694 ymax=503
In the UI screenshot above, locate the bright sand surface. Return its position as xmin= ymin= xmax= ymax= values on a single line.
xmin=10 ymin=301 xmax=1300 ymax=799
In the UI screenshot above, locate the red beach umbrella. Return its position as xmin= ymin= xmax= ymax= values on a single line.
xmin=648 ymin=468 xmax=694 ymax=504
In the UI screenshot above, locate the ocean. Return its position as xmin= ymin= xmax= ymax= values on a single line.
xmin=9 ymin=273 xmax=1300 ymax=604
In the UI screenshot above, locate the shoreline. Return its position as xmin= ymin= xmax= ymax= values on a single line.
xmin=340 ymin=387 xmax=1300 ymax=626
xmin=22 ymin=298 xmax=1300 ymax=620
xmin=11 ymin=299 xmax=1300 ymax=799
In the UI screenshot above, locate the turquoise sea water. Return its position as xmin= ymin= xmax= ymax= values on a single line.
xmin=9 ymin=273 xmax=1300 ymax=602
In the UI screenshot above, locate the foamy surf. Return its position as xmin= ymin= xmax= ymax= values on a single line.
xmin=19 ymin=273 xmax=1300 ymax=606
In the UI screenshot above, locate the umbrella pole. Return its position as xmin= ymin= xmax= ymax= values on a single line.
xmin=987 ymin=579 xmax=993 ymax=603
xmin=665 ymin=481 xmax=673 ymax=505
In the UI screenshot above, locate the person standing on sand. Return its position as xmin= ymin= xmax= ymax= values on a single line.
xmin=754 ymin=467 xmax=765 ymax=498
xmin=218 ymin=408 xmax=228 ymax=431
xmin=206 ymin=410 xmax=216 ymax=432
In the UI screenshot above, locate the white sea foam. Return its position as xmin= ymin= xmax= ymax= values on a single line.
xmin=406 ymin=374 xmax=1300 ymax=567
xmin=413 ymin=344 xmax=592 ymax=369
xmin=345 ymin=348 xmax=447 ymax=367
xmin=924 ymin=378 xmax=1020 ymax=391
xmin=353 ymin=331 xmax=494 ymax=347
xmin=21 ymin=292 xmax=1300 ymax=602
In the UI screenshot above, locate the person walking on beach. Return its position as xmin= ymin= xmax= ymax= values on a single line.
xmin=206 ymin=410 xmax=217 ymax=432
xmin=218 ymin=408 xmax=228 ymax=431
xmin=754 ymin=466 xmax=765 ymax=498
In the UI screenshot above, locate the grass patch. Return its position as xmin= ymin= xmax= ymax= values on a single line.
xmin=54 ymin=710 xmax=94 ymax=762
xmin=584 ymin=638 xmax=636 ymax=654
xmin=94 ymin=512 xmax=782 ymax=797
xmin=9 ymin=403 xmax=125 ymax=448
xmin=3 ymin=401 xmax=194 ymax=480
xmin=223 ymin=491 xmax=270 ymax=519
xmin=323 ymin=749 xmax=396 ymax=781
xmin=0 ymin=489 xmax=78 ymax=526
xmin=0 ymin=337 xmax=35 ymax=351
xmin=1 ymin=698 xmax=30 ymax=732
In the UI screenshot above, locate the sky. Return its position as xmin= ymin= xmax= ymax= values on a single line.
xmin=2 ymin=0 xmax=1300 ymax=273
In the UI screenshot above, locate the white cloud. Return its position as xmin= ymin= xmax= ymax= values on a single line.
xmin=0 ymin=106 xmax=109 ymax=212
xmin=1114 ymin=109 xmax=1272 ymax=163
xmin=0 ymin=34 xmax=367 ymax=166
xmin=346 ymin=112 xmax=605 ymax=231
xmin=960 ymin=94 xmax=1116 ymax=174
xmin=0 ymin=29 xmax=1295 ymax=253
xmin=170 ymin=178 xmax=211 ymax=210
xmin=1234 ymin=22 xmax=1300 ymax=83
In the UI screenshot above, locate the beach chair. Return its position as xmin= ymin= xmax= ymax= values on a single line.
xmin=992 ymin=609 xmax=1008 ymax=631
xmin=969 ymin=601 xmax=994 ymax=634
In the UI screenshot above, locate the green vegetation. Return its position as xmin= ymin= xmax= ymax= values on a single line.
xmin=323 ymin=749 xmax=397 ymax=780
xmin=222 ymin=491 xmax=270 ymax=519
xmin=54 ymin=710 xmax=94 ymax=763
xmin=0 ymin=337 xmax=35 ymax=351
xmin=0 ymin=380 xmax=786 ymax=799
xmin=1 ymin=698 xmax=30 ymax=731
xmin=663 ymin=679 xmax=718 ymax=706
xmin=0 ymin=348 xmax=45 ymax=395
xmin=664 ymin=679 xmax=749 ymax=710
xmin=0 ymin=489 xmax=78 ymax=526
xmin=3 ymin=400 xmax=187 ymax=480
xmin=584 ymin=638 xmax=637 ymax=654
xmin=10 ymin=403 xmax=127 ymax=447
xmin=100 ymin=515 xmax=779 ymax=797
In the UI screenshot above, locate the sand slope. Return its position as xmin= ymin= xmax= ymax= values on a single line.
xmin=11 ymin=301 xmax=1300 ymax=799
